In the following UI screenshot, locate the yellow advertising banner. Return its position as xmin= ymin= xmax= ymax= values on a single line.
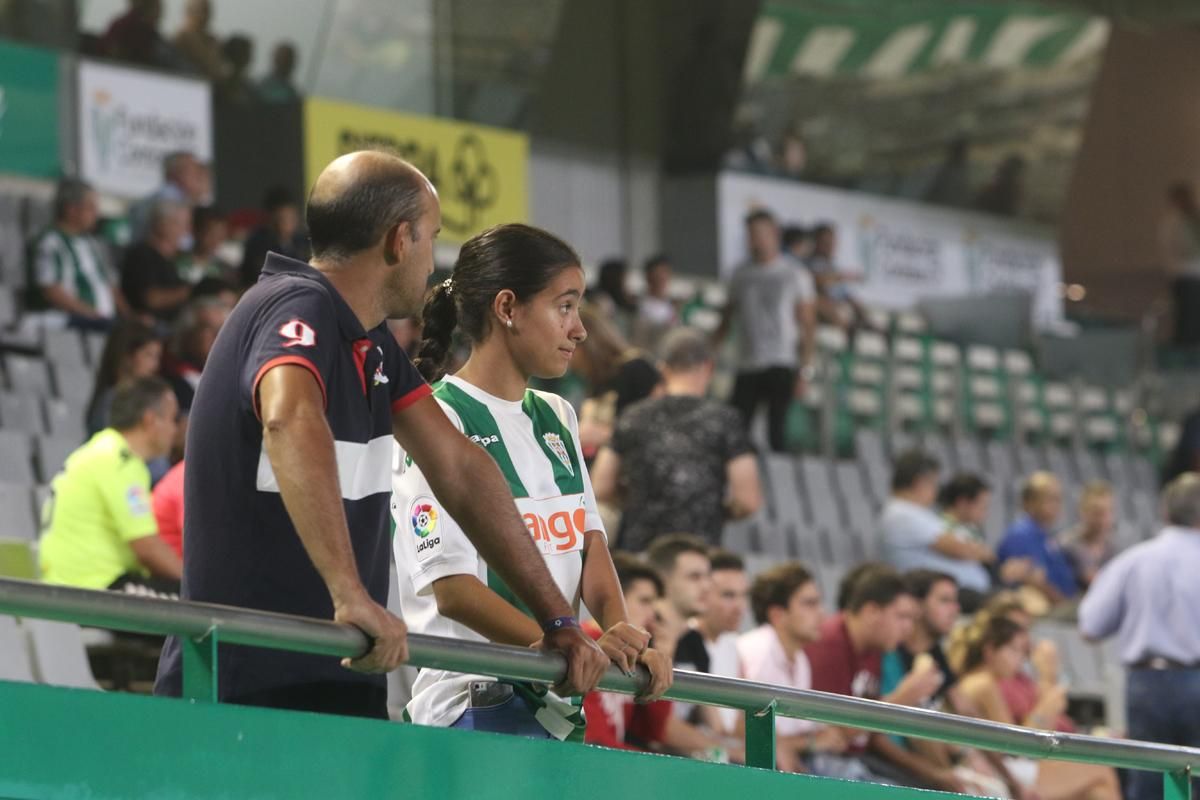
xmin=304 ymin=97 xmax=529 ymax=244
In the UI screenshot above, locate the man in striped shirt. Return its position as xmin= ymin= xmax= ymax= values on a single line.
xmin=25 ymin=178 xmax=126 ymax=331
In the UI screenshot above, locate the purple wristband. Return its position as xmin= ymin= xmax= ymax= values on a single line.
xmin=541 ymin=616 xmax=580 ymax=635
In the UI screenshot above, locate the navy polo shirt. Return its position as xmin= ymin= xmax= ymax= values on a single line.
xmin=155 ymin=252 xmax=430 ymax=700
xmin=997 ymin=516 xmax=1080 ymax=599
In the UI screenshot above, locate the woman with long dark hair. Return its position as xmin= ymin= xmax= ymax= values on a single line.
xmin=85 ymin=319 xmax=164 ymax=438
xmin=391 ymin=223 xmax=671 ymax=740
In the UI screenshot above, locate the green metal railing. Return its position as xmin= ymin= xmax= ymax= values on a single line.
xmin=0 ymin=576 xmax=1195 ymax=798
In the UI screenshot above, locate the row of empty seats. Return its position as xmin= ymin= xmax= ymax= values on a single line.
xmin=0 ymin=615 xmax=100 ymax=690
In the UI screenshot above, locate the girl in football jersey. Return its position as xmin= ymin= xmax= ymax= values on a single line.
xmin=391 ymin=223 xmax=672 ymax=740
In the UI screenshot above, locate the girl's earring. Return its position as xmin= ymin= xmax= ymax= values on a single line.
xmin=506 ymin=319 xmax=513 ymax=329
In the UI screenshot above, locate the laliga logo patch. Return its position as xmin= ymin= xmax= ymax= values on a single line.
xmin=410 ymin=497 xmax=442 ymax=562
xmin=542 ymin=433 xmax=573 ymax=476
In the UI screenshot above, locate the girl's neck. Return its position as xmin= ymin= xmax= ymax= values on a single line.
xmin=455 ymin=340 xmax=529 ymax=402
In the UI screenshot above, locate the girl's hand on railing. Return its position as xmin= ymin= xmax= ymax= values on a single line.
xmin=635 ymin=646 xmax=673 ymax=703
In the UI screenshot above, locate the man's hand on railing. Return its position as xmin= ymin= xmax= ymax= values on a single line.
xmin=595 ymin=622 xmax=651 ymax=675
xmin=541 ymin=626 xmax=608 ymax=696
xmin=635 ymin=647 xmax=673 ymax=704
xmin=334 ymin=594 xmax=409 ymax=673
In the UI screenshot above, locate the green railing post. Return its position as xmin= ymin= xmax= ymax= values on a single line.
xmin=1165 ymin=769 xmax=1193 ymax=800
xmin=181 ymin=628 xmax=219 ymax=703
xmin=745 ymin=700 xmax=776 ymax=770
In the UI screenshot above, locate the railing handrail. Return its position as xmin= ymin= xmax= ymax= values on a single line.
xmin=0 ymin=577 xmax=1196 ymax=775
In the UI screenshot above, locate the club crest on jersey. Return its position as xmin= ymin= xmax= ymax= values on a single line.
xmin=542 ymin=433 xmax=574 ymax=476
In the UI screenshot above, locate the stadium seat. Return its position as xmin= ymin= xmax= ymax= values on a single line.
xmin=0 ymin=482 xmax=39 ymax=541
xmin=53 ymin=364 xmax=93 ymax=411
xmin=800 ymin=457 xmax=841 ymax=529
xmin=43 ymin=329 xmax=89 ymax=368
xmin=34 ymin=435 xmax=76 ymax=483
xmin=0 ymin=431 xmax=35 ymax=484
xmin=82 ymin=331 xmax=107 ymax=366
xmin=25 ymin=619 xmax=102 ymax=690
xmin=0 ymin=391 xmax=46 ymax=434
xmin=0 ymin=616 xmax=35 ymax=682
xmin=4 ymin=354 xmax=52 ymax=395
xmin=0 ymin=286 xmax=16 ymax=328
xmin=43 ymin=398 xmax=84 ymax=442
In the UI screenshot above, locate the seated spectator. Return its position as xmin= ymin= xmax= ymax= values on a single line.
xmin=259 ymin=41 xmax=301 ymax=103
xmin=584 ymin=553 xmax=736 ymax=761
xmin=737 ymin=561 xmax=851 ymax=774
xmin=998 ymin=472 xmax=1079 ymax=606
xmin=983 ymin=593 xmax=1076 ymax=735
xmin=807 ymin=566 xmax=945 ymax=788
xmin=1062 ymin=481 xmax=1117 ymax=589
xmin=177 ymin=206 xmax=236 ymax=285
xmin=674 ymin=550 xmax=748 ymax=736
xmin=120 ymin=200 xmax=192 ymax=320
xmin=218 ymin=34 xmax=258 ymax=104
xmin=883 ymin=570 xmax=960 ymax=704
xmin=952 ymin=614 xmax=1120 ymax=800
xmin=592 ymin=329 xmax=759 ymax=551
xmin=631 ymin=254 xmax=678 ymax=349
xmin=100 ymin=0 xmax=181 ymax=70
xmin=879 ymin=450 xmax=993 ymax=605
xmin=782 ymin=225 xmax=812 ymax=263
xmin=24 ymin=178 xmax=125 ymax=332
xmin=128 ymin=151 xmax=207 ymax=246
xmin=239 ymin=186 xmax=308 ymax=287
xmin=86 ymin=320 xmax=164 ymax=437
xmin=572 ymin=305 xmax=662 ymax=460
xmin=39 ymin=377 xmax=182 ymax=593
xmin=644 ymin=535 xmax=712 ymax=658
xmin=804 ymin=223 xmax=870 ymax=333
xmin=172 ymin=0 xmax=229 ymax=81
xmin=590 ymin=258 xmax=637 ymax=323
xmin=152 ymin=459 xmax=184 ymax=559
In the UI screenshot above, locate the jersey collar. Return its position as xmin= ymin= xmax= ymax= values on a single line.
xmin=259 ymin=251 xmax=369 ymax=341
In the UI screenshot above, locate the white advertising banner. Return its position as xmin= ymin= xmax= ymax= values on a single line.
xmin=77 ymin=60 xmax=212 ymax=198
xmin=717 ymin=172 xmax=1062 ymax=326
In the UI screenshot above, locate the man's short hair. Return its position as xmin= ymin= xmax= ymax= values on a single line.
xmin=642 ymin=253 xmax=670 ymax=277
xmin=659 ymin=327 xmax=712 ymax=372
xmin=148 ymin=199 xmax=186 ymax=233
xmin=1080 ymin=480 xmax=1113 ymax=503
xmin=891 ymin=449 xmax=940 ymax=492
xmin=938 ymin=472 xmax=990 ymax=508
xmin=53 ymin=178 xmax=93 ymax=220
xmin=109 ymin=376 xmax=172 ymax=431
xmin=1020 ymin=471 xmax=1058 ymax=505
xmin=744 ymin=208 xmax=776 ymax=227
xmin=610 ymin=551 xmax=663 ymax=597
xmin=306 ymin=155 xmax=427 ymax=262
xmin=836 ymin=561 xmax=885 ymax=610
xmin=905 ymin=569 xmax=956 ymax=601
xmin=844 ymin=565 xmax=911 ymax=613
xmin=263 ymin=185 xmax=296 ymax=212
xmin=811 ymin=222 xmax=835 ymax=237
xmin=708 ymin=549 xmax=745 ymax=574
xmin=163 ymin=150 xmax=195 ymax=181
xmin=1165 ymin=473 xmax=1200 ymax=528
xmin=781 ymin=226 xmax=807 ymax=251
xmin=750 ymin=561 xmax=813 ymax=626
xmin=645 ymin=534 xmax=710 ymax=576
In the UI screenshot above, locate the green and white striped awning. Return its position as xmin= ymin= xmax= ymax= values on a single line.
xmin=744 ymin=1 xmax=1108 ymax=83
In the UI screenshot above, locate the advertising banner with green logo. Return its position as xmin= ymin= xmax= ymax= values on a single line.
xmin=0 ymin=39 xmax=61 ymax=178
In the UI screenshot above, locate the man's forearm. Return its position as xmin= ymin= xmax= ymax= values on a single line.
xmin=431 ymin=445 xmax=574 ymax=623
xmin=264 ymin=411 xmax=364 ymax=604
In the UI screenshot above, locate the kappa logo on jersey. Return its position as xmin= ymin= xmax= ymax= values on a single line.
xmin=278 ymin=318 xmax=317 ymax=348
xmin=469 ymin=433 xmax=499 ymax=448
xmin=542 ymin=433 xmax=574 ymax=476
xmin=410 ymin=497 xmax=442 ymax=561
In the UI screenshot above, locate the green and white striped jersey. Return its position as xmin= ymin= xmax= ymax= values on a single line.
xmin=25 ymin=228 xmax=115 ymax=317
xmin=390 ymin=375 xmax=605 ymax=740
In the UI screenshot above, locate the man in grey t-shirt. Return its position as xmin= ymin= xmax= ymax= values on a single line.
xmin=715 ymin=209 xmax=815 ymax=452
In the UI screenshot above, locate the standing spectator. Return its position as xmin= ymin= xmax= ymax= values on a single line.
xmin=590 ymin=258 xmax=637 ymax=323
xmin=40 ymin=377 xmax=182 ymax=592
xmin=24 ymin=178 xmax=124 ymax=332
xmin=584 ymin=553 xmax=734 ymax=760
xmin=120 ymin=200 xmax=192 ymax=320
xmin=674 ymin=550 xmax=748 ymax=736
xmin=1062 ymin=481 xmax=1118 ymax=589
xmin=128 ymin=151 xmax=208 ymax=246
xmin=218 ymin=34 xmax=258 ymax=104
xmin=239 ymin=186 xmax=308 ymax=287
xmin=1163 ymin=181 xmax=1200 ymax=347
xmin=975 ymin=155 xmax=1026 ymax=218
xmin=924 ymin=136 xmax=971 ymax=208
xmin=953 ymin=615 xmax=1120 ymax=800
xmin=998 ymin=472 xmax=1079 ymax=606
xmin=737 ymin=561 xmax=850 ymax=774
xmin=591 ymin=328 xmax=760 ymax=551
xmin=1080 ymin=473 xmax=1200 ymax=800
xmin=715 ymin=209 xmax=816 ymax=453
xmin=631 ymin=254 xmax=678 ymax=350
xmin=86 ymin=320 xmax=164 ymax=437
xmin=1164 ymin=402 xmax=1200 ymax=486
xmin=177 ymin=206 xmax=235 ymax=285
xmin=259 ymin=42 xmax=302 ymax=103
xmin=781 ymin=225 xmax=811 ymax=262
xmin=172 ymin=0 xmax=228 ymax=81
xmin=100 ymin=0 xmax=178 ymax=69
xmin=644 ymin=535 xmax=712 ymax=658
xmin=804 ymin=223 xmax=870 ymax=333
xmin=878 ymin=450 xmax=994 ymax=606
xmin=152 ymin=460 xmax=185 ymax=559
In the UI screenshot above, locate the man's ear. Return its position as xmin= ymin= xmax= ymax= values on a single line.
xmin=384 ymin=221 xmax=410 ymax=266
